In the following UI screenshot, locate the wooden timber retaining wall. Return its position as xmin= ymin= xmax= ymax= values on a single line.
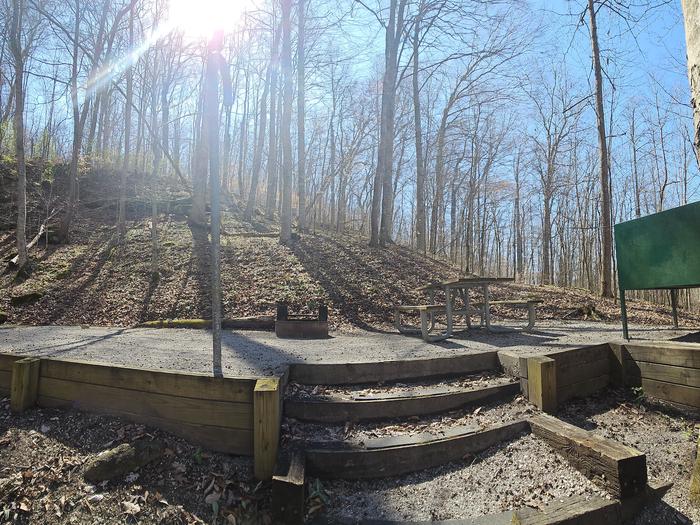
xmin=0 ymin=354 xmax=282 ymax=479
xmin=517 ymin=341 xmax=700 ymax=412
xmin=0 ymin=354 xmax=21 ymax=396
xmin=610 ymin=341 xmax=700 ymax=410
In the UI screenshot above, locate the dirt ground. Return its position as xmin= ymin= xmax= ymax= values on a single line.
xmin=0 ymin=322 xmax=693 ymax=376
xmin=0 ymin=397 xmax=269 ymax=525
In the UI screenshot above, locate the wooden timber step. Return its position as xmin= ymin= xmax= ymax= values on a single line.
xmin=305 ymin=419 xmax=529 ymax=479
xmin=530 ymin=414 xmax=648 ymax=499
xmin=308 ymin=482 xmax=671 ymax=524
xmin=288 ymin=351 xmax=500 ymax=385
xmin=285 ymin=381 xmax=520 ymax=423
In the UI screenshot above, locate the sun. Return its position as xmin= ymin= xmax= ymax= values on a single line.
xmin=168 ymin=0 xmax=251 ymax=38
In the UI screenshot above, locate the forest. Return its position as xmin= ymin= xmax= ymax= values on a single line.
xmin=0 ymin=0 xmax=697 ymax=305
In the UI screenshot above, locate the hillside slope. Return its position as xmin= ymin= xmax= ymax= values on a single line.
xmin=0 ymin=161 xmax=695 ymax=330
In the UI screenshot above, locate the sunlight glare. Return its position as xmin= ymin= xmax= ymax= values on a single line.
xmin=169 ymin=0 xmax=249 ymax=38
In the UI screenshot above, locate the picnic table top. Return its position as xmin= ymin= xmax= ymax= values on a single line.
xmin=416 ymin=276 xmax=515 ymax=292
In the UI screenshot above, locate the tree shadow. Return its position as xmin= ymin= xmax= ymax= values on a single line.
xmin=0 ymin=403 xmax=268 ymax=523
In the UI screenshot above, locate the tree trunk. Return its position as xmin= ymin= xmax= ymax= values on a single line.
xmin=118 ymin=0 xmax=135 ymax=236
xmin=10 ymin=0 xmax=27 ymax=269
xmin=279 ymin=0 xmax=293 ymax=243
xmin=588 ymin=0 xmax=613 ymax=298
xmin=265 ymin=18 xmax=280 ymax=220
xmin=296 ymin=0 xmax=307 ymax=232
xmin=412 ymin=3 xmax=427 ymax=254
xmin=682 ymin=0 xmax=700 ymax=161
xmin=370 ymin=0 xmax=404 ymax=247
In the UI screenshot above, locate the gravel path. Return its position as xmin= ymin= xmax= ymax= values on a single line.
xmin=0 ymin=322 xmax=693 ymax=377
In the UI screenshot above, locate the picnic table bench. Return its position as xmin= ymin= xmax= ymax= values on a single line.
xmin=473 ymin=299 xmax=543 ymax=331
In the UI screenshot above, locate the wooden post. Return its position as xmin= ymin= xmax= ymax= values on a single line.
xmin=10 ymin=357 xmax=40 ymax=413
xmin=254 ymin=377 xmax=281 ymax=480
xmin=272 ymin=451 xmax=306 ymax=524
xmin=528 ymin=356 xmax=557 ymax=413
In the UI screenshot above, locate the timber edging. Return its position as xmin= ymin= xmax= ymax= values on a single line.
xmin=288 ymin=351 xmax=500 ymax=385
xmin=305 ymin=419 xmax=529 ymax=479
xmin=284 ymin=382 xmax=520 ymax=423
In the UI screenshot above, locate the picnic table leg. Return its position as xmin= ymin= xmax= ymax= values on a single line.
xmin=428 ymin=290 xmax=437 ymax=330
xmin=482 ymin=284 xmax=492 ymax=331
xmin=420 ymin=310 xmax=430 ymax=342
xmin=526 ymin=303 xmax=536 ymax=331
xmin=459 ymin=289 xmax=471 ymax=328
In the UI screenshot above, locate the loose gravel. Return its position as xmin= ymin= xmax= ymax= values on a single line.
xmin=318 ymin=433 xmax=610 ymax=522
xmin=284 ymin=395 xmax=534 ymax=446
xmin=285 ymin=371 xmax=515 ymax=401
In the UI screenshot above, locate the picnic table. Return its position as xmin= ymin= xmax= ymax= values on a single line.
xmin=418 ymin=277 xmax=515 ymax=335
xmin=396 ymin=277 xmax=522 ymax=342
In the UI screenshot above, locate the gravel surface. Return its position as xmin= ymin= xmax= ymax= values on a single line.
xmin=0 ymin=322 xmax=693 ymax=377
xmin=317 ymin=433 xmax=610 ymax=522
xmin=286 ymin=371 xmax=514 ymax=401
xmin=559 ymin=389 xmax=699 ymax=525
xmin=284 ymin=395 xmax=533 ymax=446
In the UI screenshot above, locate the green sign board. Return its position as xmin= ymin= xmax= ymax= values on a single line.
xmin=615 ymin=201 xmax=700 ymax=291
xmin=614 ymin=201 xmax=700 ymax=338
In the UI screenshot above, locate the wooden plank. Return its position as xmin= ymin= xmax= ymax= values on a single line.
xmin=361 ymin=424 xmax=480 ymax=449
xmin=284 ymin=382 xmax=520 ymax=423
xmin=254 ymin=378 xmax=281 ymax=480
xmin=37 ymin=377 xmax=253 ymax=429
xmin=619 ymin=341 xmax=700 ymax=368
xmin=557 ymin=374 xmax=610 ymax=404
xmin=289 ymin=352 xmax=500 ymax=385
xmin=628 ymin=361 xmax=700 ymax=388
xmin=528 ymin=356 xmax=557 ymax=413
xmin=0 ymin=354 xmax=21 ymax=372
xmin=40 ymin=358 xmax=256 ymax=402
xmin=0 ymin=370 xmax=11 ymax=394
xmin=306 ymin=419 xmax=529 ymax=479
xmin=10 ymin=358 xmax=40 ymax=413
xmin=515 ymin=495 xmax=619 ymax=525
xmin=640 ymin=378 xmax=700 ymax=408
xmin=497 ymin=351 xmax=520 ymax=377
xmin=272 ymin=451 xmax=305 ymax=525
xmin=557 ymin=357 xmax=610 ymax=386
xmin=530 ymin=414 xmax=647 ymax=499
xmin=37 ymin=395 xmax=252 ymax=454
xmin=547 ymin=344 xmax=611 ymax=368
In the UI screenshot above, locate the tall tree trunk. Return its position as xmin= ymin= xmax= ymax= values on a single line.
xmin=412 ymin=2 xmax=427 ymax=254
xmin=10 ymin=0 xmax=27 ymax=268
xmin=296 ymin=0 xmax=307 ymax=232
xmin=542 ymin=192 xmax=552 ymax=285
xmin=371 ymin=0 xmax=405 ymax=247
xmin=588 ymin=0 xmax=613 ymax=298
xmin=118 ymin=0 xmax=135 ymax=236
xmin=279 ymin=0 xmax=293 ymax=242
xmin=682 ymin=0 xmax=700 ymax=160
xmin=265 ymin=18 xmax=281 ymax=220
